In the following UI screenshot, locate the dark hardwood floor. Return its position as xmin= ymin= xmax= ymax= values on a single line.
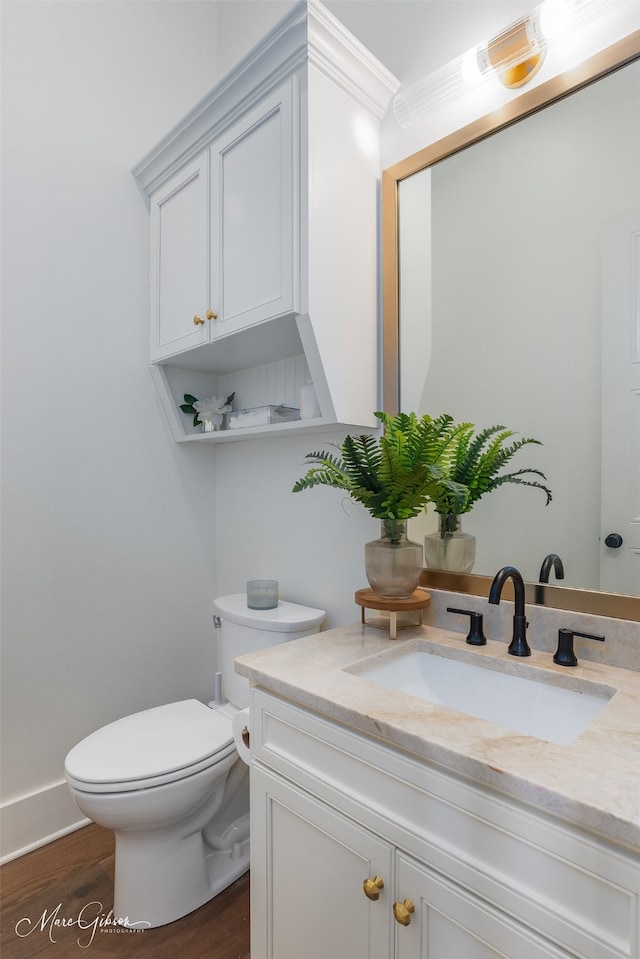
xmin=1 ymin=824 xmax=251 ymax=958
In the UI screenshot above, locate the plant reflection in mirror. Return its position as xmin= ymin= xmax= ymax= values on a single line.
xmin=424 ymin=416 xmax=552 ymax=517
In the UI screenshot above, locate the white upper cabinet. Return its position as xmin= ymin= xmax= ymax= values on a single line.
xmin=133 ymin=0 xmax=399 ymax=442
xmin=149 ymin=83 xmax=296 ymax=364
xmin=150 ymin=153 xmax=210 ymax=361
xmin=211 ymin=82 xmax=297 ymax=340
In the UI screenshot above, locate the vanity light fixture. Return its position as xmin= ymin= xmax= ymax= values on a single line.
xmin=394 ymin=0 xmax=620 ymax=127
xmin=470 ymin=11 xmax=548 ymax=89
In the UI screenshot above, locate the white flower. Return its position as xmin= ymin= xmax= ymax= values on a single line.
xmin=193 ymin=396 xmax=233 ymax=423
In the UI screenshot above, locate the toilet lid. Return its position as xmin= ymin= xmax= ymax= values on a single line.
xmin=65 ymin=700 xmax=234 ymax=789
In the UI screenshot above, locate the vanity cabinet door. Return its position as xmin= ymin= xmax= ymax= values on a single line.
xmin=251 ymin=763 xmax=393 ymax=959
xmin=210 ymin=80 xmax=297 ymax=339
xmin=395 ymin=853 xmax=570 ymax=959
xmin=149 ymin=153 xmax=210 ymax=362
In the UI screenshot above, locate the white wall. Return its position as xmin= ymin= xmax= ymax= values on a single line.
xmin=0 ymin=0 xmax=225 ymax=859
xmin=217 ymin=0 xmax=295 ymax=75
xmin=214 ymin=432 xmax=376 ymax=622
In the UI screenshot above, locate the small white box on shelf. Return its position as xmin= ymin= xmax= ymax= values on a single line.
xmin=226 ymin=405 xmax=300 ymax=430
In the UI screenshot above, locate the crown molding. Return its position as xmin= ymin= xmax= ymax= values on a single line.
xmin=132 ymin=0 xmax=398 ymax=198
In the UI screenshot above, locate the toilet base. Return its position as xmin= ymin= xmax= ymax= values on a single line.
xmin=204 ymin=836 xmax=251 ymax=900
xmin=113 ymin=829 xmax=250 ymax=929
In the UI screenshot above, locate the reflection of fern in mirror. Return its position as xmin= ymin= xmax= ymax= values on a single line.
xmin=292 ymin=411 xmax=552 ymax=523
xmin=292 ymin=411 xmax=467 ymax=522
xmin=428 ymin=417 xmax=553 ymax=516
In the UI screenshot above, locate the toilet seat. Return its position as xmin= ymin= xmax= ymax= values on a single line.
xmin=65 ymin=700 xmax=236 ymax=793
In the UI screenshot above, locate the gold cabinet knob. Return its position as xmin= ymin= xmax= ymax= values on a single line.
xmin=206 ymin=309 xmax=218 ymax=320
xmin=393 ymin=899 xmax=415 ymax=926
xmin=193 ymin=314 xmax=205 ymax=326
xmin=241 ymin=726 xmax=250 ymax=749
xmin=363 ymin=876 xmax=384 ymax=901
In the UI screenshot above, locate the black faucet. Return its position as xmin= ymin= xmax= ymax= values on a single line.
xmin=539 ymin=553 xmax=564 ymax=584
xmin=488 ymin=565 xmax=531 ymax=657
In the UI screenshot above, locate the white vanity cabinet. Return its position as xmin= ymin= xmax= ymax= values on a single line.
xmin=252 ymin=763 xmax=393 ymax=959
xmin=149 ymin=83 xmax=296 ymax=363
xmin=250 ymin=688 xmax=640 ymax=959
xmin=252 ymin=765 xmax=567 ymax=959
xmin=134 ymin=0 xmax=399 ymax=442
xmin=393 ymin=853 xmax=570 ymax=959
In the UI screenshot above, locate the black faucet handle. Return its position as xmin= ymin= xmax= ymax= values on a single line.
xmin=553 ymin=628 xmax=605 ymax=667
xmin=447 ymin=607 xmax=487 ymax=646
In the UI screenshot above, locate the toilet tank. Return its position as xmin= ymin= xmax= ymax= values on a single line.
xmin=213 ymin=594 xmax=325 ymax=709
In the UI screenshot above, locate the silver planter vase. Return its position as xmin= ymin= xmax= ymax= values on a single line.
xmin=364 ymin=519 xmax=423 ymax=599
xmin=424 ymin=513 xmax=476 ymax=573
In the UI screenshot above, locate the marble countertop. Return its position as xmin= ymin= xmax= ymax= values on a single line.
xmin=236 ymin=622 xmax=640 ymax=852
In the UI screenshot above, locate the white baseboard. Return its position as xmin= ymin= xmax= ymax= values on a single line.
xmin=0 ymin=780 xmax=89 ymax=864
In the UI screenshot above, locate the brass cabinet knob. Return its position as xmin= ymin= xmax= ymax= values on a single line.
xmin=241 ymin=726 xmax=250 ymax=749
xmin=363 ymin=876 xmax=384 ymax=901
xmin=206 ymin=309 xmax=218 ymax=320
xmin=393 ymin=899 xmax=415 ymax=926
xmin=193 ymin=314 xmax=205 ymax=326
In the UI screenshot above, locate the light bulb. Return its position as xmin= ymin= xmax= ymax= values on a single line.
xmin=539 ymin=0 xmax=573 ymax=41
xmin=461 ymin=45 xmax=483 ymax=85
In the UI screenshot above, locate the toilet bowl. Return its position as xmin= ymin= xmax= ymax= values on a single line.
xmin=64 ymin=596 xmax=325 ymax=928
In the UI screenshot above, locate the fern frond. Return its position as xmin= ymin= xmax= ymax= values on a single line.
xmin=487 ymin=470 xmax=553 ymax=505
xmin=291 ymin=448 xmax=350 ymax=494
xmin=291 ymin=469 xmax=346 ymax=493
xmin=342 ymin=434 xmax=383 ymax=494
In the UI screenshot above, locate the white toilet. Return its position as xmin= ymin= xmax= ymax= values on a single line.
xmin=64 ymin=594 xmax=325 ymax=928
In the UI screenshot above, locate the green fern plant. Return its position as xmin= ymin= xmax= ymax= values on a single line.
xmin=293 ymin=412 xmax=552 ymax=536
xmin=425 ymin=417 xmax=552 ymax=518
xmin=292 ymin=411 xmax=468 ymax=534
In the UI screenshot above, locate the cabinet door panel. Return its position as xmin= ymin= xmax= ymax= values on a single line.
xmin=149 ymin=154 xmax=209 ymax=361
xmin=212 ymin=81 xmax=296 ymax=336
xmin=396 ymin=855 xmax=569 ymax=959
xmin=251 ymin=764 xmax=392 ymax=959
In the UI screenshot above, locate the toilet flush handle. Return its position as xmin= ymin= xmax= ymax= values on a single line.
xmin=241 ymin=726 xmax=250 ymax=749
xmin=213 ymin=615 xmax=221 ymax=628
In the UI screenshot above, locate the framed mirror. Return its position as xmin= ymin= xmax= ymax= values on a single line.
xmin=382 ymin=32 xmax=640 ymax=619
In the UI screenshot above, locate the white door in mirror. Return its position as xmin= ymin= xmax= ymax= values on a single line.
xmin=601 ymin=212 xmax=640 ymax=595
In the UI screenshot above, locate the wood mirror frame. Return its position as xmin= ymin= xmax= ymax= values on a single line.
xmin=382 ymin=31 xmax=640 ymax=620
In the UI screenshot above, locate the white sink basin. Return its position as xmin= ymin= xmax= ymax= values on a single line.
xmin=353 ymin=647 xmax=613 ymax=745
